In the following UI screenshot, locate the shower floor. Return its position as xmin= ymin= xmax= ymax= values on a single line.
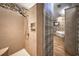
xmin=11 ymin=49 xmax=30 ymax=56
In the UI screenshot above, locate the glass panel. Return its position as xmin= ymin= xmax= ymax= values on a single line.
xmin=44 ymin=3 xmax=54 ymax=56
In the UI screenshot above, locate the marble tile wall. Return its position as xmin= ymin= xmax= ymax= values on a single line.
xmin=65 ymin=7 xmax=78 ymax=55
xmin=44 ymin=3 xmax=54 ymax=56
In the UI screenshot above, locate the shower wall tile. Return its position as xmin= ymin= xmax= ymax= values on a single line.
xmin=65 ymin=7 xmax=78 ymax=55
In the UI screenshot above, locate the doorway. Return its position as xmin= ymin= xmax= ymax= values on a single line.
xmin=43 ymin=3 xmax=79 ymax=56
xmin=52 ymin=3 xmax=78 ymax=56
xmin=53 ymin=16 xmax=66 ymax=56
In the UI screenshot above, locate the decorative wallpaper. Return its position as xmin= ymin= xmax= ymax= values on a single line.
xmin=0 ymin=3 xmax=27 ymax=17
xmin=56 ymin=16 xmax=65 ymax=31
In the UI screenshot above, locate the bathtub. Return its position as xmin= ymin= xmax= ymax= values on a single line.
xmin=55 ymin=31 xmax=65 ymax=38
xmin=0 ymin=47 xmax=9 ymax=56
xmin=10 ymin=49 xmax=30 ymax=56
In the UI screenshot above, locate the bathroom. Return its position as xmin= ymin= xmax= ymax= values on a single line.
xmin=52 ymin=3 xmax=79 ymax=56
xmin=0 ymin=3 xmax=43 ymax=56
xmin=0 ymin=3 xmax=79 ymax=56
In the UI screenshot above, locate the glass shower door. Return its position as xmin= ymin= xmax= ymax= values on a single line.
xmin=44 ymin=3 xmax=54 ymax=56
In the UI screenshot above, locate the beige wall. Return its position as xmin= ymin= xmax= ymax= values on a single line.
xmin=0 ymin=7 xmax=25 ymax=55
xmin=25 ymin=4 xmax=44 ymax=56
xmin=25 ymin=5 xmax=37 ymax=56
xmin=36 ymin=4 xmax=44 ymax=56
xmin=0 ymin=4 xmax=44 ymax=56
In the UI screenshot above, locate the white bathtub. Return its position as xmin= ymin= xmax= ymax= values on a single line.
xmin=55 ymin=31 xmax=65 ymax=38
xmin=10 ymin=49 xmax=30 ymax=56
xmin=0 ymin=47 xmax=9 ymax=56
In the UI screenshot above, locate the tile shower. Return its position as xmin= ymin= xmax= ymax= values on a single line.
xmin=43 ymin=3 xmax=54 ymax=56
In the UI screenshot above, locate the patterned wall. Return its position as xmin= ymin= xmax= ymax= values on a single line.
xmin=0 ymin=3 xmax=27 ymax=17
xmin=57 ymin=16 xmax=65 ymax=31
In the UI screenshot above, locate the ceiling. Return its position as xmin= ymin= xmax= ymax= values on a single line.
xmin=16 ymin=3 xmax=36 ymax=9
xmin=54 ymin=3 xmax=72 ymax=18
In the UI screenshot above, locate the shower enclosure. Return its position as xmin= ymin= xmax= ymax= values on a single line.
xmin=43 ymin=3 xmax=54 ymax=56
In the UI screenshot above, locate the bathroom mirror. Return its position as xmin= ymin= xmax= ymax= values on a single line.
xmin=53 ymin=21 xmax=59 ymax=26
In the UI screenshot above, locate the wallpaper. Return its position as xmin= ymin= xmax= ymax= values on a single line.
xmin=0 ymin=3 xmax=27 ymax=17
xmin=57 ymin=16 xmax=65 ymax=31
